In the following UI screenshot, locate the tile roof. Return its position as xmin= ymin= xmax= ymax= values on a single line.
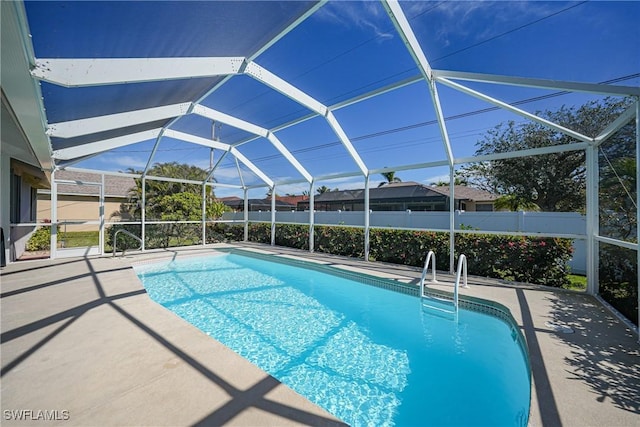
xmin=313 ymin=182 xmax=496 ymax=202
xmin=428 ymin=185 xmax=498 ymax=202
xmin=45 ymin=170 xmax=135 ymax=198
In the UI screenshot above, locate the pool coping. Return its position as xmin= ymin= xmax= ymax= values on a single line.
xmin=1 ymin=242 xmax=639 ymax=426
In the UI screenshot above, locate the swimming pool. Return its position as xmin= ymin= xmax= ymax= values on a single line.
xmin=135 ymin=251 xmax=530 ymax=426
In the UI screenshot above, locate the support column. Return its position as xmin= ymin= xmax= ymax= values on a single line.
xmin=50 ymin=170 xmax=57 ymax=259
xmin=364 ymin=174 xmax=370 ymax=261
xmin=309 ymin=181 xmax=315 ymax=253
xmin=141 ymin=177 xmax=146 ymax=251
xmin=99 ymin=174 xmax=105 ymax=255
xmin=585 ymin=145 xmax=599 ymax=295
xmin=243 ymin=188 xmax=249 ymax=242
xmin=270 ymin=185 xmax=276 ymax=246
xmin=201 ymin=184 xmax=207 ymax=245
xmin=449 ymin=166 xmax=455 ymax=274
xmin=1 ymin=154 xmax=10 ymax=264
xmin=636 ymin=99 xmax=639 ymax=333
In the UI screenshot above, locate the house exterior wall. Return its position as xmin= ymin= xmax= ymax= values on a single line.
xmin=37 ymin=194 xmax=129 ymax=232
xmin=0 ymin=154 xmax=9 ymax=264
xmin=3 ymin=165 xmax=39 ymax=262
xmin=463 ymin=201 xmax=494 ymax=212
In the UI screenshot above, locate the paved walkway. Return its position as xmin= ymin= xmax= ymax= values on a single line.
xmin=1 ymin=243 xmax=638 ymax=426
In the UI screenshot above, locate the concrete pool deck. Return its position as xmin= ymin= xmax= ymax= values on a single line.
xmin=1 ymin=243 xmax=638 ymax=426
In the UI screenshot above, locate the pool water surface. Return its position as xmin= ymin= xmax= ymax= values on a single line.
xmin=135 ymin=253 xmax=530 ymax=426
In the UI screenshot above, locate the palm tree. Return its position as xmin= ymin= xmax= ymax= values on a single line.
xmin=378 ymin=170 xmax=401 ymax=187
xmin=316 ymin=185 xmax=331 ymax=194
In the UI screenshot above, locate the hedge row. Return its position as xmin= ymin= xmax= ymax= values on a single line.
xmin=208 ymin=223 xmax=573 ymax=287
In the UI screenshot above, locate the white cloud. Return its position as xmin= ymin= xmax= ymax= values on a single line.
xmin=407 ymin=0 xmax=564 ymax=47
xmin=315 ymin=1 xmax=394 ymax=41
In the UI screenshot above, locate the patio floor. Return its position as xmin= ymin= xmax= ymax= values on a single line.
xmin=1 ymin=243 xmax=638 ymax=426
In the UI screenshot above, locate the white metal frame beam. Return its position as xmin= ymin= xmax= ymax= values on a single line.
xmin=52 ymin=128 xmax=164 ymax=160
xmin=203 ymin=150 xmax=229 ymax=185
xmin=244 ymin=61 xmax=368 ymax=176
xmin=233 ymin=75 xmax=424 ymax=148
xmin=234 ymin=157 xmax=246 ymax=188
xmin=190 ymin=0 xmax=327 ymax=108
xmin=31 ymin=57 xmax=245 ymax=87
xmin=47 ymin=103 xmax=191 ymax=138
xmin=134 ymin=0 xmax=325 ymax=182
xmin=162 ymin=129 xmax=230 ymax=151
xmin=193 ymin=104 xmax=312 ymax=182
xmin=593 ymin=104 xmax=637 ymax=146
xmin=244 ymin=61 xmax=327 ymax=115
xmin=437 ymin=77 xmax=595 ymax=143
xmin=193 ymin=104 xmax=267 ymax=137
xmin=381 ymin=1 xmax=432 ymax=79
xmin=382 ymin=0 xmax=454 ymax=166
xmin=432 ymin=69 xmax=640 ymax=97
xmin=230 ymin=147 xmax=274 ymax=187
xmin=454 ymin=141 xmax=589 ymax=165
xmin=164 ymin=129 xmax=273 ymax=187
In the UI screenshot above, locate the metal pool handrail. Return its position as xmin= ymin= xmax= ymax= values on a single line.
xmin=112 ymin=229 xmax=143 ymax=257
xmin=421 ymin=251 xmax=469 ymax=313
xmin=420 ymin=250 xmax=437 ymax=297
xmin=453 ymin=254 xmax=470 ymax=310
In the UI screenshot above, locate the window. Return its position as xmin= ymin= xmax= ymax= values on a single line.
xmin=10 ymin=171 xmax=21 ymax=223
xmin=476 ymin=203 xmax=493 ymax=212
xmin=30 ymin=187 xmax=38 ymax=222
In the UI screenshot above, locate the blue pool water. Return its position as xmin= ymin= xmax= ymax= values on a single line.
xmin=135 ymin=253 xmax=530 ymax=426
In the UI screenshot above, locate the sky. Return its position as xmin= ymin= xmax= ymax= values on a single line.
xmin=25 ymin=0 xmax=640 ymax=199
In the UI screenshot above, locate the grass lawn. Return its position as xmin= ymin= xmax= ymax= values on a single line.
xmin=565 ymin=274 xmax=587 ymax=291
xmin=61 ymin=231 xmax=99 ymax=248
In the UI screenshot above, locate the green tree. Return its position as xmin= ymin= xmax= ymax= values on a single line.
xmin=460 ymin=98 xmax=633 ymax=212
xmin=599 ymin=157 xmax=637 ymax=241
xmin=431 ymin=174 xmax=468 ymax=186
xmin=493 ymin=194 xmax=540 ymax=212
xmin=111 ymin=162 xmax=229 ymax=249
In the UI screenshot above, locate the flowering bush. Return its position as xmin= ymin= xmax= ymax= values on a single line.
xmin=315 ymin=226 xmax=364 ymax=258
xmin=369 ymin=229 xmax=450 ymax=269
xmin=455 ymin=233 xmax=572 ymax=286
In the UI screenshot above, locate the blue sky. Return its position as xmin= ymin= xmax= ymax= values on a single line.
xmin=26 ymin=1 xmax=640 ymax=199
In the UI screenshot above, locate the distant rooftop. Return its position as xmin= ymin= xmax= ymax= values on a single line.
xmin=314 ymin=182 xmax=496 ymax=203
xmin=40 ymin=170 xmax=135 ymax=198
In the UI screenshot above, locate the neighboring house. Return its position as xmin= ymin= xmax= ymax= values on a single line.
xmin=426 ymin=185 xmax=498 ymax=212
xmin=219 ymin=196 xmax=296 ymax=212
xmin=277 ymin=195 xmax=309 ymax=207
xmin=37 ymin=170 xmax=136 ymax=231
xmin=296 ymin=181 xmax=497 ymax=212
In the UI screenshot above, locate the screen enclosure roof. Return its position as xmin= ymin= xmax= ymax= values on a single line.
xmin=3 ymin=0 xmax=639 ymax=193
